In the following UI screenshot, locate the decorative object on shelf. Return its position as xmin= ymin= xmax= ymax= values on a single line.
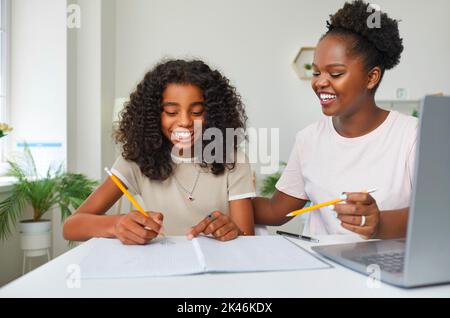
xmin=292 ymin=47 xmax=315 ymax=80
xmin=0 ymin=123 xmax=13 ymax=138
xmin=303 ymin=63 xmax=313 ymax=78
xmin=0 ymin=143 xmax=98 ymax=273
xmin=396 ymin=88 xmax=408 ymax=100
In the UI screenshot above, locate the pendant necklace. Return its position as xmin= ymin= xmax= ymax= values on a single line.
xmin=174 ymin=169 xmax=201 ymax=201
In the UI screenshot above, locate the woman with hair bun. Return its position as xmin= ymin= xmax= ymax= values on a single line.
xmin=254 ymin=1 xmax=416 ymax=240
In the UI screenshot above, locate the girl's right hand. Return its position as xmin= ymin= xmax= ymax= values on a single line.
xmin=113 ymin=211 xmax=164 ymax=245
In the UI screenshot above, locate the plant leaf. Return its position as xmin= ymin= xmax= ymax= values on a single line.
xmin=0 ymin=186 xmax=27 ymax=240
xmin=259 ymin=161 xmax=287 ymax=197
xmin=56 ymin=173 xmax=98 ymax=222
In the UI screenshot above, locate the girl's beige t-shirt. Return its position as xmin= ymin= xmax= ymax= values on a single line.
xmin=111 ymin=151 xmax=255 ymax=235
xmin=276 ymin=110 xmax=418 ymax=236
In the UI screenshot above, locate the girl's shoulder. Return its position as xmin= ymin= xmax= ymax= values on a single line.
xmin=113 ymin=155 xmax=141 ymax=171
xmin=234 ymin=148 xmax=250 ymax=165
xmin=111 ymin=156 xmax=145 ymax=184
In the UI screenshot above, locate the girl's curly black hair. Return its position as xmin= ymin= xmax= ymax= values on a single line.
xmin=114 ymin=59 xmax=247 ymax=181
xmin=323 ymin=0 xmax=404 ymax=92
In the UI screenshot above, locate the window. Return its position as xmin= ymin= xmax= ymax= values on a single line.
xmin=0 ymin=0 xmax=9 ymax=163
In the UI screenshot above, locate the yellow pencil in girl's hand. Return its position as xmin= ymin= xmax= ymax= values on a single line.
xmin=104 ymin=167 xmax=148 ymax=218
xmin=286 ymin=188 xmax=377 ymax=217
xmin=104 ymin=167 xmax=166 ymax=239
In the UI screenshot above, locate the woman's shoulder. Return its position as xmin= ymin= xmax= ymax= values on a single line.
xmin=391 ymin=110 xmax=419 ymax=129
xmin=389 ymin=111 xmax=419 ymax=142
xmin=294 ymin=117 xmax=329 ymax=141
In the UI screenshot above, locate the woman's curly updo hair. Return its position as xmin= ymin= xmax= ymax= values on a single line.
xmin=114 ymin=59 xmax=247 ymax=181
xmin=323 ymin=0 xmax=404 ymax=91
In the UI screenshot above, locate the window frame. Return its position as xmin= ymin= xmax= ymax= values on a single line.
xmin=0 ymin=0 xmax=10 ymax=164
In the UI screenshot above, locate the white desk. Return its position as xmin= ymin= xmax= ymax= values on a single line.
xmin=1 ymin=235 xmax=449 ymax=297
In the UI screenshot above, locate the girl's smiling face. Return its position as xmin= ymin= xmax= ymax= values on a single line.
xmin=311 ymin=35 xmax=379 ymax=117
xmin=161 ymin=83 xmax=206 ymax=152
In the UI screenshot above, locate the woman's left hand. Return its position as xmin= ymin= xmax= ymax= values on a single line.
xmin=334 ymin=192 xmax=380 ymax=240
xmin=188 ymin=211 xmax=242 ymax=241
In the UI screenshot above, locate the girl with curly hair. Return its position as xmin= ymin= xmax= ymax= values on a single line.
xmin=64 ymin=59 xmax=255 ymax=244
xmin=254 ymin=0 xmax=416 ymax=240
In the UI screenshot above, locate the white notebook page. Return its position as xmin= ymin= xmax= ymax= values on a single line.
xmin=80 ymin=237 xmax=203 ymax=279
xmin=195 ymin=235 xmax=330 ymax=272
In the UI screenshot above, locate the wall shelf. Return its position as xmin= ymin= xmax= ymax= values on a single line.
xmin=377 ymin=99 xmax=420 ymax=116
xmin=292 ymin=47 xmax=315 ymax=80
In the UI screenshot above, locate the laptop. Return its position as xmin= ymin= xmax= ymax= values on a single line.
xmin=312 ymin=95 xmax=450 ymax=288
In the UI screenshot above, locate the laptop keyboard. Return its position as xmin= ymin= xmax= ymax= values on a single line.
xmin=352 ymin=252 xmax=405 ymax=273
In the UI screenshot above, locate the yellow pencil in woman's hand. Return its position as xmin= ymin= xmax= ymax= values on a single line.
xmin=286 ymin=188 xmax=377 ymax=217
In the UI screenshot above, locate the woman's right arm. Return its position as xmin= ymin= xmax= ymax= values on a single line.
xmin=252 ymin=190 xmax=307 ymax=226
xmin=62 ymin=178 xmax=124 ymax=241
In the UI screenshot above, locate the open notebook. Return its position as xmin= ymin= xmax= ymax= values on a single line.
xmin=80 ymin=236 xmax=330 ymax=279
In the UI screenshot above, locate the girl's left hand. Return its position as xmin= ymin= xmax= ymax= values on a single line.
xmin=334 ymin=192 xmax=380 ymax=240
xmin=188 ymin=211 xmax=242 ymax=241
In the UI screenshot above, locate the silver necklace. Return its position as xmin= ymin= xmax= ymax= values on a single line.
xmin=174 ymin=169 xmax=201 ymax=201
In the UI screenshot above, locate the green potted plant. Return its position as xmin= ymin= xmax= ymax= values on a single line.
xmin=304 ymin=63 xmax=313 ymax=78
xmin=260 ymin=162 xmax=286 ymax=197
xmin=0 ymin=144 xmax=98 ymax=255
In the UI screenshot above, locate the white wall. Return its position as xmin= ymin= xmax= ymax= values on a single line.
xmin=67 ymin=0 xmax=102 ymax=180
xmin=115 ymin=0 xmax=450 ymax=175
xmin=100 ymin=0 xmax=116 ymax=181
xmin=67 ymin=0 xmax=116 ymax=181
xmin=378 ymin=1 xmax=450 ymax=100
